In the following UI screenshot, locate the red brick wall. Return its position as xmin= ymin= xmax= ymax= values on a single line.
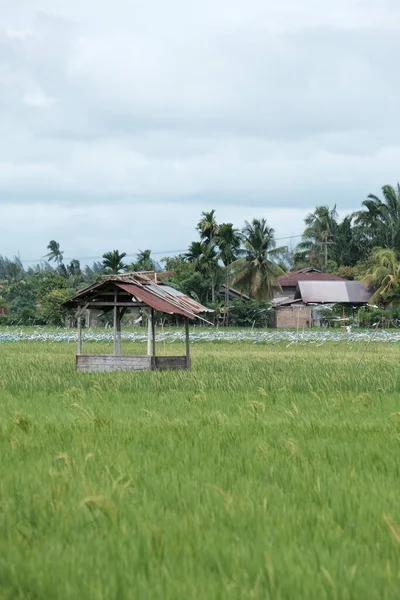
xmin=275 ymin=306 xmax=311 ymax=329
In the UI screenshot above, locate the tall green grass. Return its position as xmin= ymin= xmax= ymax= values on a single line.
xmin=0 ymin=337 xmax=400 ymax=599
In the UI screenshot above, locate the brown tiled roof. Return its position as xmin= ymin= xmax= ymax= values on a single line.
xmin=278 ymin=268 xmax=344 ymax=287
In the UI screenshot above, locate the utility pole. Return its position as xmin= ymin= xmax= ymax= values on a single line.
xmin=321 ymin=231 xmax=334 ymax=270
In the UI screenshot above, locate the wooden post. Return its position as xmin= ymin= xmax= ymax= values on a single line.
xmin=77 ymin=314 xmax=83 ymax=355
xmin=116 ymin=308 xmax=122 ymax=355
xmin=147 ymin=310 xmax=152 ymax=356
xmin=151 ymin=308 xmax=156 ymax=369
xmin=185 ymin=318 xmax=190 ymax=370
xmin=113 ymin=290 xmax=118 ymax=355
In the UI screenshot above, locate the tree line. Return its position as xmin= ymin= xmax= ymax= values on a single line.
xmin=1 ymin=183 xmax=400 ymax=326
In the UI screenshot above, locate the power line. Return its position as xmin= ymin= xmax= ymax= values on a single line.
xmin=14 ymin=234 xmax=304 ymax=264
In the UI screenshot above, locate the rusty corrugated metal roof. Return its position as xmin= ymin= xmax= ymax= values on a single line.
xmin=116 ymin=283 xmax=195 ymax=319
xmin=294 ymin=281 xmax=372 ymax=304
xmin=63 ymin=272 xmax=213 ymax=321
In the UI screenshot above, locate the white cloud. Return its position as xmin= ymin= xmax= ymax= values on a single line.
xmin=1 ymin=0 xmax=400 ymax=259
xmin=23 ymin=90 xmax=55 ymax=108
xmin=6 ymin=28 xmax=35 ymax=41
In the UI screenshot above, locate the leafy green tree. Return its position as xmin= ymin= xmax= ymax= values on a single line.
xmin=363 ymin=248 xmax=400 ymax=306
xmin=229 ymin=299 xmax=272 ymax=327
xmin=162 ymin=255 xmax=208 ymax=302
xmin=102 ymin=250 xmax=127 ymax=274
xmin=34 ymin=270 xmax=69 ymax=301
xmin=40 ymin=288 xmax=70 ymax=326
xmin=186 ymin=241 xmax=222 ymax=302
xmin=2 ymin=279 xmax=40 ymax=324
xmin=233 ymin=219 xmax=285 ymax=301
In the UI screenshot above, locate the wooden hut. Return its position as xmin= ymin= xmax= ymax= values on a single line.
xmin=63 ymin=273 xmax=212 ymax=373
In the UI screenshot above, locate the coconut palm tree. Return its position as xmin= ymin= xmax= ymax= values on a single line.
xmin=197 ymin=209 xmax=219 ymax=243
xmin=102 ymin=250 xmax=127 ymax=274
xmin=294 ymin=206 xmax=338 ymax=269
xmin=354 ymin=184 xmax=400 ymax=254
xmin=233 ymin=219 xmax=285 ymax=301
xmin=45 ymin=240 xmax=64 ymax=268
xmin=363 ymin=248 xmax=400 ymax=306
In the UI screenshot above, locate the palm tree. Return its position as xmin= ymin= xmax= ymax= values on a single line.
xmin=186 ymin=241 xmax=221 ymax=302
xmin=45 ymin=240 xmax=64 ymax=268
xmin=216 ymin=223 xmax=242 ymax=313
xmin=0 ymin=255 xmax=25 ymax=283
xmin=84 ymin=261 xmax=105 ymax=283
xmin=130 ymin=249 xmax=161 ymax=272
xmin=354 ymin=184 xmax=400 ymax=255
xmin=67 ymin=259 xmax=84 ymax=289
xmin=294 ymin=206 xmax=338 ymax=269
xmin=363 ymin=248 xmax=400 ymax=306
xmin=334 ymin=215 xmax=363 ymax=267
xmin=102 ymin=250 xmax=127 ymax=274
xmin=233 ymin=219 xmax=285 ymax=301
xmin=197 ymin=210 xmax=219 ymax=242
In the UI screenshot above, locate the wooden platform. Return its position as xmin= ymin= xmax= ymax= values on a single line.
xmin=76 ymin=354 xmax=189 ymax=373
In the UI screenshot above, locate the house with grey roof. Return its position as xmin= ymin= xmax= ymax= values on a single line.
xmin=273 ymin=280 xmax=372 ymax=329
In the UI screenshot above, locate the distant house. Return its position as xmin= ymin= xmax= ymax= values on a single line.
xmin=275 ymin=268 xmax=345 ymax=303
xmin=273 ymin=280 xmax=372 ymax=329
xmin=219 ymin=284 xmax=251 ymax=303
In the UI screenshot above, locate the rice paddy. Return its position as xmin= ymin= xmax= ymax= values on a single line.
xmin=1 ymin=328 xmax=400 ymax=599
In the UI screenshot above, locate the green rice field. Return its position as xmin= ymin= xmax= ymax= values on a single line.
xmin=1 ymin=331 xmax=400 ymax=599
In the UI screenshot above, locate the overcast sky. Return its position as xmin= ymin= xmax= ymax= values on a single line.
xmin=1 ymin=0 xmax=400 ymax=265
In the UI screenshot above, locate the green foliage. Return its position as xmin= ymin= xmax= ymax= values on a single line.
xmin=186 ymin=241 xmax=222 ymax=303
xmin=39 ymin=288 xmax=71 ymax=326
xmin=162 ymin=255 xmax=210 ymax=303
xmin=228 ymin=300 xmax=272 ymax=327
xmin=363 ymin=248 xmax=400 ymax=306
xmin=35 ymin=270 xmax=69 ymax=300
xmin=358 ymin=306 xmax=400 ymax=328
